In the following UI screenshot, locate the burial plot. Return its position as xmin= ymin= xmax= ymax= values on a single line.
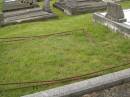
xmin=0 ymin=0 xmax=57 ymax=26
xmin=53 ymin=0 xmax=107 ymax=15
xmin=93 ymin=2 xmax=130 ymax=37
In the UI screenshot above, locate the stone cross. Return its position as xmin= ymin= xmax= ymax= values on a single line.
xmin=105 ymin=2 xmax=126 ymax=23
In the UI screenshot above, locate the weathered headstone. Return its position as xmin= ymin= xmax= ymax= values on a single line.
xmin=0 ymin=0 xmax=57 ymax=26
xmin=105 ymin=2 xmax=126 ymax=23
xmin=53 ymin=0 xmax=107 ymax=15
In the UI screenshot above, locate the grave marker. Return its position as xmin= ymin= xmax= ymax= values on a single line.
xmin=105 ymin=2 xmax=126 ymax=23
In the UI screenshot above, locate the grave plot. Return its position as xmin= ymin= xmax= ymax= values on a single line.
xmin=0 ymin=1 xmax=129 ymax=97
xmin=0 ymin=29 xmax=130 ymax=97
xmin=0 ymin=0 xmax=57 ymax=26
xmin=93 ymin=2 xmax=130 ymax=37
xmin=53 ymin=0 xmax=107 ymax=15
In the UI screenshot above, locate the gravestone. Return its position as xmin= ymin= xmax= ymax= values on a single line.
xmin=105 ymin=2 xmax=126 ymax=23
xmin=53 ymin=0 xmax=107 ymax=15
xmin=0 ymin=0 xmax=57 ymax=26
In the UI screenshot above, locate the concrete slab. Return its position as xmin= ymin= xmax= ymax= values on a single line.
xmin=53 ymin=0 xmax=107 ymax=15
xmin=0 ymin=8 xmax=57 ymax=26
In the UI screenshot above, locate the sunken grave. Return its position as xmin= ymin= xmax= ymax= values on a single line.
xmin=53 ymin=0 xmax=107 ymax=15
xmin=93 ymin=2 xmax=130 ymax=37
xmin=0 ymin=0 xmax=57 ymax=26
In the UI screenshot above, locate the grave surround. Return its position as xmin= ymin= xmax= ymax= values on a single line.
xmin=21 ymin=68 xmax=130 ymax=97
xmin=0 ymin=0 xmax=57 ymax=26
xmin=93 ymin=2 xmax=130 ymax=37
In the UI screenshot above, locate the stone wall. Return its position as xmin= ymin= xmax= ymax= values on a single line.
xmin=83 ymin=82 xmax=130 ymax=97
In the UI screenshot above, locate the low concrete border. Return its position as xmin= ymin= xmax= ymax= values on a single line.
xmin=22 ymin=68 xmax=130 ymax=97
xmin=93 ymin=13 xmax=130 ymax=37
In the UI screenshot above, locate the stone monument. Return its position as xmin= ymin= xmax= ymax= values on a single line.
xmin=53 ymin=0 xmax=107 ymax=15
xmin=105 ymin=2 xmax=126 ymax=23
xmin=93 ymin=2 xmax=130 ymax=37
xmin=0 ymin=0 xmax=57 ymax=26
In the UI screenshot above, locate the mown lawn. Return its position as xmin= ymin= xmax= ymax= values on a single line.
xmin=0 ymin=1 xmax=130 ymax=97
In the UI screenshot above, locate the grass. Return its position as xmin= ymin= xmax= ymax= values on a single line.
xmin=120 ymin=0 xmax=130 ymax=8
xmin=0 ymin=0 xmax=2 ymax=13
xmin=0 ymin=1 xmax=130 ymax=97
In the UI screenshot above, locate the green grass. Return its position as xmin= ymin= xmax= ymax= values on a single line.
xmin=120 ymin=0 xmax=130 ymax=8
xmin=0 ymin=1 xmax=130 ymax=97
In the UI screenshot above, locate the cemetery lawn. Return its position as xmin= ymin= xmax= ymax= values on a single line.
xmin=0 ymin=1 xmax=130 ymax=97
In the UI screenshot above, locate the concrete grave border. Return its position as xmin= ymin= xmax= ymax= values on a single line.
xmin=22 ymin=68 xmax=130 ymax=97
xmin=93 ymin=12 xmax=130 ymax=37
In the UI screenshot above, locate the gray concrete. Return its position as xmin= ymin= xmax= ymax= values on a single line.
xmin=53 ymin=0 xmax=107 ymax=15
xmin=21 ymin=68 xmax=130 ymax=97
xmin=105 ymin=2 xmax=126 ymax=23
xmin=93 ymin=12 xmax=130 ymax=37
xmin=0 ymin=0 xmax=57 ymax=26
xmin=1 ymin=8 xmax=57 ymax=26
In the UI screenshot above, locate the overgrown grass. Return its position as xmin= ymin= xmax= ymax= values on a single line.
xmin=0 ymin=1 xmax=130 ymax=97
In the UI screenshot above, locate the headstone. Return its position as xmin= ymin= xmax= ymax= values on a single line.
xmin=0 ymin=0 xmax=57 ymax=26
xmin=53 ymin=0 xmax=107 ymax=15
xmin=105 ymin=2 xmax=126 ymax=23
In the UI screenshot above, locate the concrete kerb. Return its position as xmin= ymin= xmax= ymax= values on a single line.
xmin=22 ymin=68 xmax=130 ymax=97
